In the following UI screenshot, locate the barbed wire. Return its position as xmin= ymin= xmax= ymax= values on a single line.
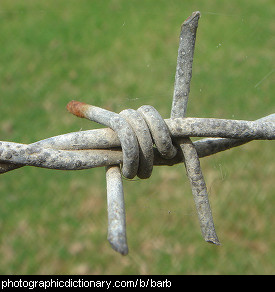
xmin=1 ymin=11 xmax=274 ymax=255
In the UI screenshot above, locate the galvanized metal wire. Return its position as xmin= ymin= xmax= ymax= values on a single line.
xmin=1 ymin=11 xmax=274 ymax=255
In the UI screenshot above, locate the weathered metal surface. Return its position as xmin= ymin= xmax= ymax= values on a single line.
xmin=0 ymin=11 xmax=274 ymax=255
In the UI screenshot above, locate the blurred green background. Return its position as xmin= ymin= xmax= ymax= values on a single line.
xmin=0 ymin=0 xmax=274 ymax=274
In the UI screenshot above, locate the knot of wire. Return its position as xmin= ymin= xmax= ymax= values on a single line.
xmin=67 ymin=101 xmax=179 ymax=180
xmin=1 ymin=12 xmax=274 ymax=255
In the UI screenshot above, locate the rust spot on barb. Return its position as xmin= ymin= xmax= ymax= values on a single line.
xmin=184 ymin=11 xmax=200 ymax=23
xmin=67 ymin=100 xmax=89 ymax=118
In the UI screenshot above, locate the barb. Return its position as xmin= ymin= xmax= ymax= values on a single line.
xmin=0 ymin=12 xmax=274 ymax=255
xmin=67 ymin=101 xmax=134 ymax=254
xmin=106 ymin=165 xmax=128 ymax=255
xmin=171 ymin=11 xmax=200 ymax=118
xmin=170 ymin=11 xmax=220 ymax=244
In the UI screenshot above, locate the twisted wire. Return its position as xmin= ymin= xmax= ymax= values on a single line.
xmin=0 ymin=112 xmax=274 ymax=174
xmin=66 ymin=102 xmax=179 ymax=179
xmin=1 ymin=11 xmax=274 ymax=256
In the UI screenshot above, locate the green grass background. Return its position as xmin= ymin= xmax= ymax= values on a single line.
xmin=0 ymin=0 xmax=274 ymax=274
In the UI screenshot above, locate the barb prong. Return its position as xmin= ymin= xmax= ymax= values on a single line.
xmin=106 ymin=165 xmax=128 ymax=255
xmin=171 ymin=10 xmax=220 ymax=244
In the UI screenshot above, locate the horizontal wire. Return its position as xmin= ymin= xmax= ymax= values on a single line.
xmin=0 ymin=113 xmax=274 ymax=173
